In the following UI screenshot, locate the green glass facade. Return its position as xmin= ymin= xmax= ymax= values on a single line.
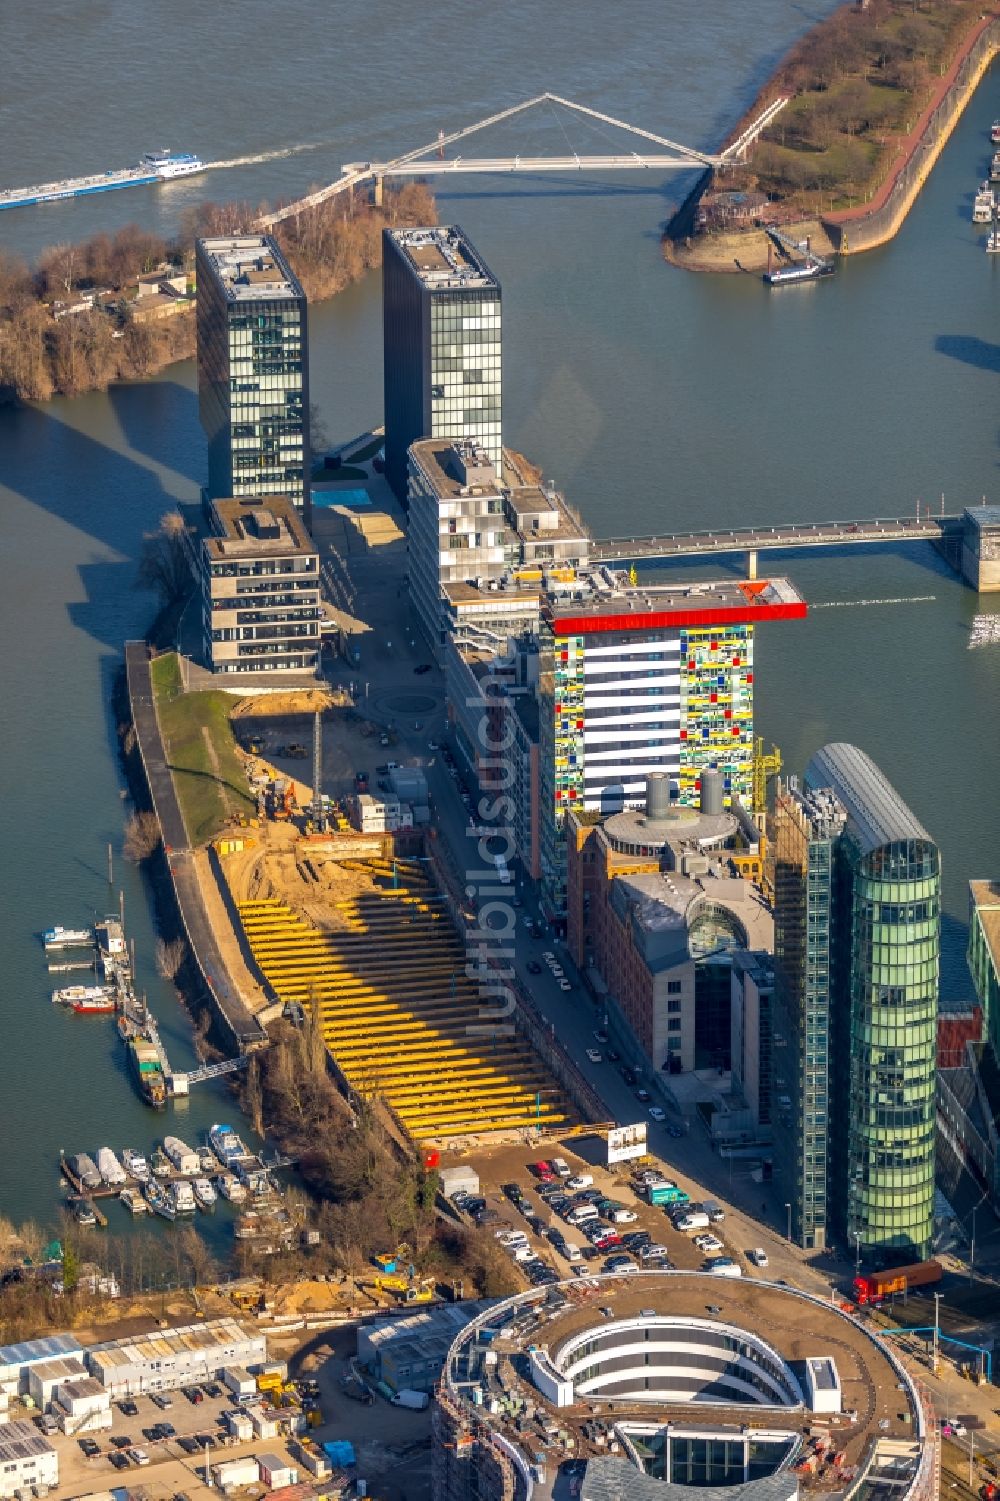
xmin=968 ymin=882 xmax=1000 ymax=1058
xmin=774 ymin=770 xmax=941 ymax=1263
xmin=841 ymin=834 xmax=939 ymax=1262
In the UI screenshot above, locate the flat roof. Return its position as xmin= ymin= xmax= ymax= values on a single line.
xmin=0 ymin=1420 xmax=55 ymax=1463
xmin=964 ymin=504 xmax=1000 ymax=530
xmin=545 ymin=576 xmax=807 ymax=635
xmin=204 ymin=497 xmax=316 ymax=561
xmin=0 ymin=1333 xmax=82 ymax=1371
xmin=442 ymin=1272 xmax=925 ymax=1489
xmin=804 ymin=743 xmax=931 ymax=855
xmin=90 ymin=1317 xmax=257 ymax=1368
xmin=389 ymin=225 xmax=498 ymax=291
xmin=970 ymin=880 xmax=1000 ymax=974
xmin=198 ymin=234 xmax=304 ymax=303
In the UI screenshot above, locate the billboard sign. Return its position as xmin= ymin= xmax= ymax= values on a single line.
xmin=607 ymin=1123 xmax=647 ymax=1165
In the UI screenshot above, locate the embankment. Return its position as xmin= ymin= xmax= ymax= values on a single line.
xmin=122 ymin=639 xmax=268 ymax=1051
xmin=825 ymin=17 xmax=1000 ymax=254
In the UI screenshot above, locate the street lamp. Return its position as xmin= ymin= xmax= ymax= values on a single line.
xmin=784 ymin=1202 xmax=792 ymax=1243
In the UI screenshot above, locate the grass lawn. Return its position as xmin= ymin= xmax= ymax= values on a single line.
xmin=151 ymin=652 xmax=254 ymax=846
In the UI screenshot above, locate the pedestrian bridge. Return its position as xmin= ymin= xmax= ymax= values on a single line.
xmin=592 ymin=513 xmax=962 ymax=575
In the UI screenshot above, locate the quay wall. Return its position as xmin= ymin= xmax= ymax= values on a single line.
xmin=123 ymin=639 xmax=267 ymax=1051
xmin=824 ymin=17 xmax=1000 ymax=255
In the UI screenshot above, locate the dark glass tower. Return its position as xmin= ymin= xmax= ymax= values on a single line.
xmin=382 ymin=226 xmax=501 ymax=501
xmin=196 ymin=235 xmax=310 ymax=522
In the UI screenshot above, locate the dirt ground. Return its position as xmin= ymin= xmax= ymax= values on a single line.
xmin=664 ymin=218 xmax=835 ymax=273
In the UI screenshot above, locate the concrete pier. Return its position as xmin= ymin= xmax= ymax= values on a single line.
xmin=961 ymin=506 xmax=1000 ymax=594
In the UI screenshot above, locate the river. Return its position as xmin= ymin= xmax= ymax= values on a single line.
xmin=1 ymin=1 xmax=998 ymax=1236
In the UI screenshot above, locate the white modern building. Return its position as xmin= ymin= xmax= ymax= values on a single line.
xmin=87 ymin=1318 xmax=267 ymax=1397
xmin=51 ymin=1377 xmax=113 ymax=1435
xmin=0 ymin=1334 xmax=83 ymax=1397
xmin=0 ymin=1421 xmax=58 ymax=1498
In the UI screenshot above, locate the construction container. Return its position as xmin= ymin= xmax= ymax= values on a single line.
xmin=214 ymin=1457 xmax=260 ymax=1492
xmin=258 ymin=1454 xmax=298 ymax=1490
xmin=222 ymin=1366 xmax=257 ymax=1399
xmin=439 ymin=1166 xmax=479 ymax=1200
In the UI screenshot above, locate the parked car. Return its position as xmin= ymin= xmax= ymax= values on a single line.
xmin=128 ymin=1448 xmax=150 ymax=1467
xmin=649 ymin=1105 xmax=666 ymax=1123
xmin=749 ymin=1248 xmax=769 ymax=1267
xmin=78 ymin=1439 xmax=101 ymax=1458
xmin=603 ymin=1255 xmax=639 ymax=1274
xmin=593 ymin=1029 xmax=609 ymax=1044
xmin=639 ymin=1243 xmax=671 ymax=1261
xmin=109 ymin=1452 xmax=130 ymax=1471
xmin=586 ymin=1048 xmax=603 ymax=1064
xmin=566 ymin=1174 xmax=593 ymax=1191
xmin=150 ymin=1393 xmax=173 ymax=1410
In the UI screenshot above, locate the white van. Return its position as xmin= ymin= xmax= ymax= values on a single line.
xmin=494 ymin=855 xmax=512 ymax=886
xmin=551 ymin=1158 xmax=571 ymax=1178
xmin=676 ymin=1211 xmax=710 ymax=1232
xmin=707 ymin=1258 xmax=742 ymax=1278
xmin=568 ymin=1205 xmax=599 ymax=1226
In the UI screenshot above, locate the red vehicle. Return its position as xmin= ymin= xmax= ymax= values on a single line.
xmin=852 ymin=1259 xmax=942 ymax=1306
xmin=531 ymin=1161 xmax=555 ymax=1181
xmin=594 ymin=1232 xmax=623 ymax=1250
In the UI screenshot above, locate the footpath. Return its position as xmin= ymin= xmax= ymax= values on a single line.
xmin=124 ymin=640 xmax=267 ymax=1050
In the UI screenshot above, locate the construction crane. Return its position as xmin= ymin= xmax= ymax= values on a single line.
xmin=752 ymin=737 xmax=782 ymax=820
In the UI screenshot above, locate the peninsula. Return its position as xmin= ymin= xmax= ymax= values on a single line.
xmin=665 ymin=0 xmax=1000 ymax=273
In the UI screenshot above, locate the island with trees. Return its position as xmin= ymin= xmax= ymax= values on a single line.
xmin=0 ymin=181 xmax=435 ymax=402
xmin=665 ymin=0 xmax=1000 ymax=273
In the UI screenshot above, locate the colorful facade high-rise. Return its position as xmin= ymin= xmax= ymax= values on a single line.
xmin=538 ymin=574 xmax=807 ymax=913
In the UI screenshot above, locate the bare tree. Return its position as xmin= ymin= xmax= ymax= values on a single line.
xmin=124 ymin=810 xmax=161 ymax=863
xmin=155 ymin=936 xmax=186 ymax=979
xmin=136 ymin=511 xmax=193 ymax=607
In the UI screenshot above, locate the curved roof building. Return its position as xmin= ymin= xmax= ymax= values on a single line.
xmin=432 ymin=1271 xmax=936 ymax=1501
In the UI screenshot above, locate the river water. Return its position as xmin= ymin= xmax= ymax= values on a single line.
xmin=1 ymin=2 xmax=998 ymax=1235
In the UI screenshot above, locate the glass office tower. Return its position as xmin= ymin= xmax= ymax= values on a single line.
xmin=771 ymin=781 xmax=846 ymax=1250
xmin=803 ymin=742 xmax=939 ymax=1266
xmin=196 ymin=235 xmax=310 ymax=520
xmin=383 ymin=226 xmax=501 ymax=500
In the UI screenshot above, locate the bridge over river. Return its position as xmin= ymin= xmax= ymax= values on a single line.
xmin=589 ymin=510 xmax=1000 ymax=590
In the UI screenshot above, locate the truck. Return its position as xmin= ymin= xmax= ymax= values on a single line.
xmin=852 ymin=1259 xmax=942 ymax=1306
xmin=649 ymin=1182 xmax=689 ymax=1206
xmin=392 ymin=1388 xmax=430 ymax=1411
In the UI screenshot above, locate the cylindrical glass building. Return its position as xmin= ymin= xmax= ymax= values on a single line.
xmin=805 ymin=743 xmax=939 ymax=1265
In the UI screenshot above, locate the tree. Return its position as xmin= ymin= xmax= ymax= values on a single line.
xmin=62 ymin=1243 xmax=79 ymax=1294
xmin=136 ymin=511 xmax=194 ymax=607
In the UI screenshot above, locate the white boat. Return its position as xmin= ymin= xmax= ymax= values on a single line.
xmin=169 ymin=1180 xmax=197 ymax=1215
xmin=122 ymin=1148 xmax=150 ymax=1182
xmin=988 ymin=229 xmax=1000 ymax=254
xmin=193 ymin=1178 xmax=218 ymax=1210
xmin=163 ymin=1135 xmax=199 ymax=1175
xmin=51 ymin=984 xmax=114 ymax=1006
xmin=216 ymin=1173 xmax=247 ymax=1203
xmin=120 ymin=1186 xmax=149 ymax=1215
xmin=44 ymin=925 xmax=92 ymax=950
xmin=992 ymin=120 xmax=1000 ymax=145
xmin=973 ymin=182 xmax=994 ymax=223
xmin=198 ymin=1147 xmax=217 ymax=1174
xmin=96 ymin=1147 xmax=127 ymax=1187
xmin=209 ymin=1123 xmax=249 ymax=1168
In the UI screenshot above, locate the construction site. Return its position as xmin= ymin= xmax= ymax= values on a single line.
xmin=219 ymin=819 xmax=577 ymax=1144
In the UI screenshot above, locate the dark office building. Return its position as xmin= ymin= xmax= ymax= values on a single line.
xmin=382 ymin=225 xmax=501 ymax=501
xmin=196 ymin=234 xmax=310 ymax=521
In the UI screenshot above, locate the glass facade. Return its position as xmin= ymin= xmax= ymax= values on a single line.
xmin=801 ymin=744 xmax=940 ymax=1265
xmin=968 ymin=883 xmax=1000 ymax=1059
xmin=383 ymin=227 xmax=502 ymax=501
xmin=196 ymin=236 xmax=309 ymax=517
xmin=771 ymin=784 xmax=845 ymax=1250
xmin=843 ymin=834 xmax=939 ymax=1261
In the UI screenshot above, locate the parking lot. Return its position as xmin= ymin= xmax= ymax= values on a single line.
xmin=448 ymin=1138 xmax=774 ymax=1289
xmin=36 ymin=1377 xmax=317 ymax=1500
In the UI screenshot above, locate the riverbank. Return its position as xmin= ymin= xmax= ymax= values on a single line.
xmin=664 ymin=1 xmax=1000 ymax=272
xmin=0 ymin=182 xmax=435 ymax=403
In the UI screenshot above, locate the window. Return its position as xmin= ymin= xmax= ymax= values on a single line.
xmin=668 ymin=999 xmax=681 ymax=1014
xmin=668 ymin=1018 xmax=681 ymax=1033
xmin=667 ymin=980 xmax=682 ymax=995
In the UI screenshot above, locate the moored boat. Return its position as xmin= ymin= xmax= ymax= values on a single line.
xmin=973 ymin=182 xmax=994 ymax=223
xmin=96 ymin=1147 xmax=127 ymax=1186
xmin=151 ymin=1146 xmax=172 ymax=1178
xmin=169 ymin=1180 xmax=196 ymax=1215
xmin=164 ymin=1136 xmax=199 ymax=1175
xmin=216 ymin=1172 xmax=247 ymax=1203
xmin=122 ymin=1148 xmax=150 ymax=1182
xmin=128 ymin=1036 xmax=167 ymax=1109
xmin=992 ymin=120 xmax=1000 ymax=144
xmin=120 ymin=1186 xmax=149 ymax=1215
xmin=143 ymin=1179 xmax=172 ymax=1219
xmin=193 ymin=1178 xmax=217 ymax=1210
xmin=73 ymin=1200 xmax=97 ymax=1226
xmin=209 ymin=1123 xmax=249 ymax=1168
xmin=68 ymin=1152 xmax=101 ymax=1191
xmin=52 ymin=984 xmax=114 ymax=1008
xmin=44 ymin=925 xmax=92 ymax=950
